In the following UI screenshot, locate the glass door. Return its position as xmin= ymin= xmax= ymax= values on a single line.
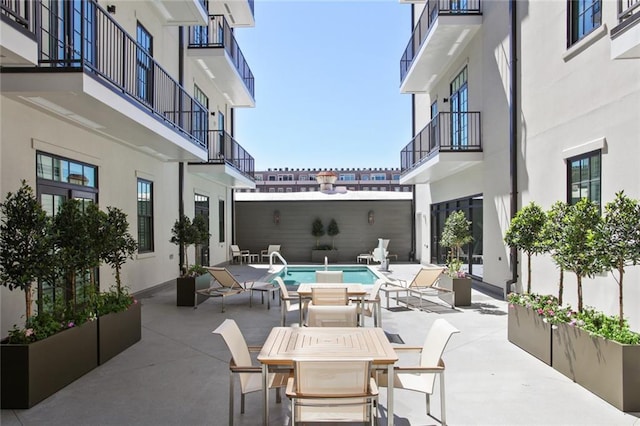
xmin=450 ymin=67 xmax=468 ymax=149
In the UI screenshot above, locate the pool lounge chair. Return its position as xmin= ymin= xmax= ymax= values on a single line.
xmin=381 ymin=267 xmax=455 ymax=310
xmin=230 ymin=245 xmax=250 ymax=264
xmin=199 ymin=267 xmax=253 ymax=312
xmin=261 ymin=245 xmax=281 ymax=263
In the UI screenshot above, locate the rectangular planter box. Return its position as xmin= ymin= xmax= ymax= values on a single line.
xmin=311 ymin=249 xmax=339 ymax=263
xmin=507 ymin=304 xmax=552 ymax=365
xmin=552 ymin=323 xmax=640 ymax=411
xmin=176 ymin=274 xmax=212 ymax=307
xmin=439 ymin=276 xmax=472 ymax=306
xmin=1 ymin=320 xmax=98 ymax=409
xmin=98 ymin=301 xmax=142 ymax=365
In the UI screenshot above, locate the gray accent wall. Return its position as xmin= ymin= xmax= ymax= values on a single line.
xmin=235 ymin=200 xmax=413 ymax=263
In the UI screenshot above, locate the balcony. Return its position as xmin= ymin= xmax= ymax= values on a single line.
xmin=151 ymin=0 xmax=208 ymax=26
xmin=399 ymin=112 xmax=483 ymax=185
xmin=1 ymin=0 xmax=208 ymax=162
xmin=187 ymin=15 xmax=255 ymax=107
xmin=400 ymin=0 xmax=482 ymax=94
xmin=210 ymin=0 xmax=255 ymax=27
xmin=0 ymin=0 xmax=38 ymax=65
xmin=188 ymin=130 xmax=255 ymax=188
xmin=611 ymin=0 xmax=640 ymax=58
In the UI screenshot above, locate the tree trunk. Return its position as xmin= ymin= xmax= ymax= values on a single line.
xmin=527 ymin=252 xmax=532 ymax=294
xmin=115 ymin=266 xmax=122 ymax=297
xmin=25 ymin=286 xmax=33 ymax=320
xmin=618 ymin=261 xmax=625 ymax=328
xmin=558 ymin=269 xmax=564 ymax=306
xmin=577 ymin=274 xmax=583 ymax=312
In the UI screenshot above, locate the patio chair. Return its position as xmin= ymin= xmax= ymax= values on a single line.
xmin=261 ymin=244 xmax=281 ymax=263
xmin=376 ymin=318 xmax=460 ymax=426
xmin=230 ymin=245 xmax=249 ymax=264
xmin=199 ymin=267 xmax=252 ymax=312
xmin=315 ymin=270 xmax=343 ymax=283
xmin=385 ymin=267 xmax=455 ymax=310
xmin=357 ymin=278 xmax=384 ymax=327
xmin=286 ymin=358 xmax=378 ymax=425
xmin=212 ymin=319 xmax=288 ymax=426
xmin=307 ymin=304 xmax=358 ymax=327
xmin=310 ymin=286 xmax=349 ymax=305
xmin=274 ymin=277 xmax=305 ymax=326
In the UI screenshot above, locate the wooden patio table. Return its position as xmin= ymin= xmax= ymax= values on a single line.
xmin=257 ymin=326 xmax=398 ymax=425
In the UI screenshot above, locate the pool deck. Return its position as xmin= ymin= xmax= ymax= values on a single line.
xmin=2 ymin=262 xmax=638 ymax=425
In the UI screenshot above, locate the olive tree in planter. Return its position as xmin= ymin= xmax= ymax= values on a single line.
xmin=542 ymin=201 xmax=570 ymax=305
xmin=504 ymin=201 xmax=547 ymax=294
xmin=439 ymin=210 xmax=473 ymax=306
xmin=504 ymin=202 xmax=551 ymax=363
xmin=171 ymin=214 xmax=211 ymax=307
xmin=97 ymin=206 xmax=141 ymax=364
xmin=0 ymin=183 xmax=97 ymax=409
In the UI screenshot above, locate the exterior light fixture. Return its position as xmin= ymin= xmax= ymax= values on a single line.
xmin=368 ymin=210 xmax=374 ymax=225
xmin=107 ymin=5 xmax=116 ymax=13
xmin=273 ymin=210 xmax=280 ymax=225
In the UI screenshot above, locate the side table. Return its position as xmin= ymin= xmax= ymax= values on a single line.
xmin=250 ymin=282 xmax=280 ymax=310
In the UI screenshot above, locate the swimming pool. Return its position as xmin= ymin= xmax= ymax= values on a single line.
xmin=268 ymin=265 xmax=382 ymax=286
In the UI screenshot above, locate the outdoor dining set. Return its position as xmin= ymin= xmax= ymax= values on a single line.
xmin=210 ymin=267 xmax=461 ymax=425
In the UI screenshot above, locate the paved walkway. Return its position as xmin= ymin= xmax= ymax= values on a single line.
xmin=2 ymin=263 xmax=638 ymax=425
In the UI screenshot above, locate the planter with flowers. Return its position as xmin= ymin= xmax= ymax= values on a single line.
xmin=170 ymin=214 xmax=211 ymax=307
xmin=438 ymin=211 xmax=473 ymax=306
xmin=0 ymin=182 xmax=98 ymax=408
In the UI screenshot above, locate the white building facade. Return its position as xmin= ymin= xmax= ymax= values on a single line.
xmin=0 ymin=0 xmax=257 ymax=336
xmin=399 ymin=0 xmax=640 ymax=329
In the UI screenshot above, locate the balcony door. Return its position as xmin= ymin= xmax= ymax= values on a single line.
xmin=47 ymin=0 xmax=96 ymax=67
xmin=136 ymin=23 xmax=153 ymax=106
xmin=450 ymin=66 xmax=468 ymax=149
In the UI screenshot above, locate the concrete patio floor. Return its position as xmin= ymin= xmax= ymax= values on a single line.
xmin=2 ymin=263 xmax=639 ymax=425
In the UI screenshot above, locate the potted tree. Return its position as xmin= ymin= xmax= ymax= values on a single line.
xmin=551 ymin=196 xmax=640 ymax=412
xmin=1 ymin=183 xmax=97 ymax=409
xmin=310 ymin=217 xmax=334 ymax=262
xmin=439 ymin=210 xmax=473 ymax=306
xmin=171 ymin=214 xmax=211 ymax=307
xmin=96 ymin=206 xmax=140 ymax=364
xmin=505 ymin=202 xmax=553 ymax=365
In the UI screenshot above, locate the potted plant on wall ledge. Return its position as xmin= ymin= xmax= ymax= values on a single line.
xmin=310 ymin=218 xmax=340 ymax=263
xmin=439 ymin=210 xmax=473 ymax=306
xmin=0 ymin=182 xmax=97 ymax=409
xmin=171 ymin=214 xmax=211 ymax=307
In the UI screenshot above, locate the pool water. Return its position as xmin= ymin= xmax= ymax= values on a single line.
xmin=269 ymin=266 xmax=380 ymax=286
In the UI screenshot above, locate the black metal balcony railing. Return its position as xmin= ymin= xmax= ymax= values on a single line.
xmin=1 ymin=0 xmax=36 ymax=36
xmin=188 ymin=15 xmax=255 ymax=99
xmin=207 ymin=130 xmax=255 ymax=178
xmin=400 ymin=112 xmax=482 ymax=172
xmin=400 ymin=0 xmax=482 ymax=84
xmin=613 ymin=0 xmax=640 ymax=35
xmin=33 ymin=0 xmax=207 ymax=149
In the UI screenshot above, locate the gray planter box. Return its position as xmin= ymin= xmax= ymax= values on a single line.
xmin=552 ymin=323 xmax=640 ymax=411
xmin=176 ymin=274 xmax=212 ymax=307
xmin=98 ymin=301 xmax=142 ymax=365
xmin=439 ymin=276 xmax=472 ymax=306
xmin=507 ymin=304 xmax=552 ymax=365
xmin=311 ymin=249 xmax=339 ymax=263
xmin=1 ymin=320 xmax=98 ymax=408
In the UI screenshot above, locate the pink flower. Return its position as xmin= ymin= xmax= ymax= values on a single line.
xmin=67 ymin=321 xmax=75 ymax=328
xmin=537 ymin=308 xmax=544 ymax=315
xmin=25 ymin=328 xmax=34 ymax=337
xmin=509 ymin=304 xmax=515 ymax=309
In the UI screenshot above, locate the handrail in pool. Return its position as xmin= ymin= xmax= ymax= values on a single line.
xmin=269 ymin=251 xmax=288 ymax=274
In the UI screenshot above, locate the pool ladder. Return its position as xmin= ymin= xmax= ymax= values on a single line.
xmin=269 ymin=251 xmax=288 ymax=274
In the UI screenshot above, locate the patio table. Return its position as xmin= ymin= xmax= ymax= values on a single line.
xmin=296 ymin=283 xmax=368 ymax=326
xmin=257 ymin=326 xmax=398 ymax=425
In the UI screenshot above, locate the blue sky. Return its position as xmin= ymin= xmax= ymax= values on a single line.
xmin=233 ymin=0 xmax=412 ymax=170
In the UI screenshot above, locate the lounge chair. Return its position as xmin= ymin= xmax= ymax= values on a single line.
xmin=212 ymin=319 xmax=288 ymax=426
xmin=381 ymin=267 xmax=455 ymax=310
xmin=286 ymin=358 xmax=378 ymax=425
xmin=230 ymin=245 xmax=249 ymax=264
xmin=377 ymin=318 xmax=460 ymax=426
xmin=315 ymin=270 xmax=343 ymax=283
xmin=261 ymin=245 xmax=281 ymax=263
xmin=199 ymin=267 xmax=253 ymax=312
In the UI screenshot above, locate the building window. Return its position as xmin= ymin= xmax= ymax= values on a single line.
xmin=299 ymin=175 xmax=308 ymax=181
xmin=268 ymin=175 xmax=276 ymax=181
xmin=195 ymin=194 xmax=209 ymax=266
xmin=361 ymin=174 xmax=370 ymax=180
xmin=392 ymin=174 xmax=401 ymax=180
xmin=137 ymin=178 xmax=154 ymax=252
xmin=567 ymin=150 xmax=601 ymax=207
xmin=218 ymin=199 xmax=225 ymax=243
xmin=254 ymin=174 xmax=263 ymax=181
xmin=286 ymin=188 xmax=293 ymax=192
xmin=193 ymin=84 xmax=209 ymax=145
xmin=339 ymin=173 xmax=355 ymax=181
xmin=568 ymin=0 xmax=601 ymax=46
xmin=371 ymin=173 xmax=386 ymax=181
xmin=136 ymin=23 xmax=153 ymax=105
xmin=277 ymin=188 xmax=284 ymax=193
xmin=278 ymin=174 xmax=293 ymax=181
